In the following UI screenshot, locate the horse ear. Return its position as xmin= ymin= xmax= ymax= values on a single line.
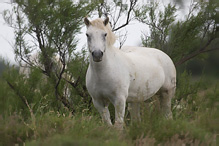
xmin=103 ymin=17 xmax=109 ymax=26
xmin=84 ymin=17 xmax=90 ymax=27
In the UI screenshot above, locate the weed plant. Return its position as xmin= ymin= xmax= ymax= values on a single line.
xmin=0 ymin=64 xmax=218 ymax=146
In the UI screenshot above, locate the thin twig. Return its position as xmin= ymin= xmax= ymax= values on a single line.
xmin=112 ymin=0 xmax=137 ymax=31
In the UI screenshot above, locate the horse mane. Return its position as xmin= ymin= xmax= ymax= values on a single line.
xmin=91 ymin=18 xmax=116 ymax=47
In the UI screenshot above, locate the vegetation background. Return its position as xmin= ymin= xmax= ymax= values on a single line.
xmin=0 ymin=0 xmax=218 ymax=145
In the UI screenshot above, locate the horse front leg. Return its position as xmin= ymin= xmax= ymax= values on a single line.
xmin=113 ymin=97 xmax=126 ymax=129
xmin=93 ymin=99 xmax=112 ymax=126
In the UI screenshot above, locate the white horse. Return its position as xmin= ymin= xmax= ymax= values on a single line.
xmin=85 ymin=17 xmax=176 ymax=128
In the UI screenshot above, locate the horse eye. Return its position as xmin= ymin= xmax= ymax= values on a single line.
xmin=86 ymin=33 xmax=89 ymax=37
xmin=104 ymin=33 xmax=107 ymax=37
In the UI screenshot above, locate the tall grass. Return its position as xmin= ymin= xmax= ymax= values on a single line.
xmin=0 ymin=65 xmax=218 ymax=145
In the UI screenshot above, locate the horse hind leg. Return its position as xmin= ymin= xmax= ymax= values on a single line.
xmin=159 ymin=78 xmax=176 ymax=119
xmin=128 ymin=102 xmax=141 ymax=123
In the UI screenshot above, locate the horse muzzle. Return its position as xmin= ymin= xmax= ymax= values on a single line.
xmin=92 ymin=50 xmax=103 ymax=62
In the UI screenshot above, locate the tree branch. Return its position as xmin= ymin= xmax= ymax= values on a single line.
xmin=57 ymin=92 xmax=75 ymax=114
xmin=175 ymin=37 xmax=218 ymax=66
xmin=112 ymin=0 xmax=137 ymax=31
xmin=6 ymin=80 xmax=26 ymax=106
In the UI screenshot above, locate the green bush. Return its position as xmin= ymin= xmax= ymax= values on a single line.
xmin=0 ymin=58 xmax=218 ymax=145
xmin=0 ymin=0 xmax=218 ymax=145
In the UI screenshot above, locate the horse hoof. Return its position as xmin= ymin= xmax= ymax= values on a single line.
xmin=114 ymin=122 xmax=124 ymax=131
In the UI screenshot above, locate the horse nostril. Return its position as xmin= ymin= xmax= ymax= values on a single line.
xmin=92 ymin=50 xmax=103 ymax=62
xmin=92 ymin=50 xmax=103 ymax=57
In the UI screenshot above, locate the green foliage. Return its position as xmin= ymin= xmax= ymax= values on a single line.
xmin=168 ymin=2 xmax=217 ymax=63
xmin=127 ymin=72 xmax=218 ymax=145
xmin=0 ymin=112 xmax=131 ymax=146
xmin=10 ymin=0 xmax=92 ymax=69
xmin=173 ymin=71 xmax=202 ymax=119
xmin=0 ymin=62 xmax=218 ymax=145
xmin=2 ymin=0 xmax=96 ymax=113
xmin=1 ymin=1 xmax=218 ymax=145
xmin=0 ymin=58 xmax=6 ymax=76
xmin=135 ymin=3 xmax=177 ymax=52
xmin=135 ymin=1 xmax=218 ymax=65
xmin=0 ymin=114 xmax=31 ymax=145
xmin=2 ymin=65 xmax=51 ymax=117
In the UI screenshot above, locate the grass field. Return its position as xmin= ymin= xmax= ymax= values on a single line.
xmin=0 ymin=69 xmax=218 ymax=145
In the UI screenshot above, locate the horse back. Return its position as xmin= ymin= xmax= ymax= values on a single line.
xmin=121 ymin=46 xmax=176 ymax=78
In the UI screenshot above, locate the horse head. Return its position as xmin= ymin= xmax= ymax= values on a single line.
xmin=84 ymin=17 xmax=115 ymax=62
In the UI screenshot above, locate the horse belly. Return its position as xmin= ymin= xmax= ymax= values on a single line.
xmin=126 ymin=66 xmax=165 ymax=102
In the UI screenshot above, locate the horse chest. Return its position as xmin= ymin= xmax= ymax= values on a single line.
xmin=87 ymin=80 xmax=119 ymax=100
xmin=86 ymin=66 xmax=129 ymax=99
